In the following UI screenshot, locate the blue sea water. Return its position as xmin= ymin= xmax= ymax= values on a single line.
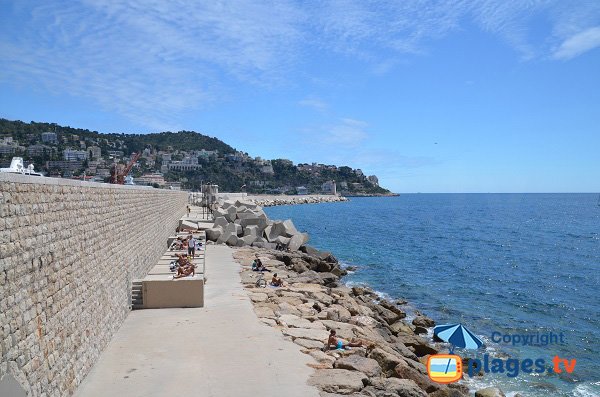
xmin=265 ymin=194 xmax=600 ymax=397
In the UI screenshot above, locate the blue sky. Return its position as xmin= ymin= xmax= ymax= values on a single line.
xmin=1 ymin=1 xmax=599 ymax=193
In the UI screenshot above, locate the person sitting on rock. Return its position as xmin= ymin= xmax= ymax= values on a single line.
xmin=326 ymin=330 xmax=363 ymax=350
xmin=270 ymin=273 xmax=283 ymax=287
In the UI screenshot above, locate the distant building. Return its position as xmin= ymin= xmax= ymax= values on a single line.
xmin=63 ymin=148 xmax=88 ymax=161
xmin=322 ymin=180 xmax=337 ymax=195
xmin=1 ymin=137 xmax=14 ymax=145
xmin=47 ymin=160 xmax=83 ymax=171
xmin=367 ymin=175 xmax=379 ymax=186
xmin=41 ymin=132 xmax=58 ymax=144
xmin=89 ymin=146 xmax=102 ymax=159
xmin=168 ymin=157 xmax=202 ymax=172
xmin=161 ymin=153 xmax=172 ymax=162
xmin=134 ymin=173 xmax=166 ymax=186
xmin=96 ymin=168 xmax=111 ymax=177
xmin=339 ymin=181 xmax=348 ymax=190
xmin=296 ymin=186 xmax=308 ymax=195
xmin=27 ymin=144 xmax=52 ymax=156
xmin=0 ymin=145 xmax=16 ymax=155
xmin=107 ymin=150 xmax=124 ymax=158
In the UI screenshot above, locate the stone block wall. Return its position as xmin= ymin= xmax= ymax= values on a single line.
xmin=0 ymin=174 xmax=188 ymax=396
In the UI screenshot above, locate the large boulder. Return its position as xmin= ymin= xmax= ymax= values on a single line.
xmin=225 ymin=234 xmax=239 ymax=246
xmin=394 ymin=360 xmax=440 ymax=393
xmin=368 ymin=378 xmax=427 ymax=397
xmin=225 ymin=205 xmax=237 ymax=222
xmin=412 ymin=315 xmax=435 ymax=328
xmin=288 ymin=233 xmax=309 ymax=251
xmin=281 ymin=327 xmax=330 ymax=342
xmin=475 ymin=388 xmax=506 ymax=397
xmin=281 ymin=219 xmax=299 ymax=236
xmin=334 ymin=355 xmax=381 ymax=377
xmin=241 ymin=235 xmax=256 ymax=246
xmin=224 ymin=222 xmax=243 ymax=237
xmin=213 ymin=216 xmax=229 ymax=228
xmin=308 ymin=369 xmax=367 ymax=394
xmin=205 ymin=227 xmax=223 ymax=242
xmin=244 ymin=225 xmax=259 ymax=237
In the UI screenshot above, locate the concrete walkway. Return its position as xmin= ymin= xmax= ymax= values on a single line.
xmin=75 ymin=245 xmax=319 ymax=397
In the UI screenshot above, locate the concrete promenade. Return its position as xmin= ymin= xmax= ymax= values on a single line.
xmin=75 ymin=245 xmax=319 ymax=397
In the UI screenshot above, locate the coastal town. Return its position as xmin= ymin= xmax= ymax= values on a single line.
xmin=0 ymin=119 xmax=390 ymax=196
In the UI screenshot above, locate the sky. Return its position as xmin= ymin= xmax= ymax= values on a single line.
xmin=1 ymin=1 xmax=599 ymax=193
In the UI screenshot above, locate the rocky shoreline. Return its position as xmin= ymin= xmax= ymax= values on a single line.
xmin=234 ymin=247 xmax=467 ymax=397
xmin=208 ymin=198 xmax=507 ymax=397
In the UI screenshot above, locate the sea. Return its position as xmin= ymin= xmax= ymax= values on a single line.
xmin=264 ymin=194 xmax=600 ymax=397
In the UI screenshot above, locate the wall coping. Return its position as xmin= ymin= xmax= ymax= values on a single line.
xmin=0 ymin=173 xmax=185 ymax=193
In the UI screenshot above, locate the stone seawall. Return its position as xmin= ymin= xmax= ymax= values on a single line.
xmin=0 ymin=174 xmax=188 ymax=396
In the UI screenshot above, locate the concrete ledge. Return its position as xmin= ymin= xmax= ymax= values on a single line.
xmin=142 ymin=278 xmax=204 ymax=308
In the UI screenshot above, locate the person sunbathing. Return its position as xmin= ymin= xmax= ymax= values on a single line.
xmin=173 ymin=262 xmax=195 ymax=279
xmin=326 ymin=330 xmax=363 ymax=350
xmin=270 ymin=273 xmax=283 ymax=287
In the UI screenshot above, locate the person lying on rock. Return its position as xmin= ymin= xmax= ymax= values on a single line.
xmin=270 ymin=273 xmax=284 ymax=287
xmin=326 ymin=330 xmax=363 ymax=350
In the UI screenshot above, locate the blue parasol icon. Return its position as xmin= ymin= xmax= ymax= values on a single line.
xmin=433 ymin=323 xmax=484 ymax=353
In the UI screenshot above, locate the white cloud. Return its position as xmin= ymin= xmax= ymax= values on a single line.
xmin=553 ymin=26 xmax=600 ymax=60
xmin=2 ymin=1 xmax=600 ymax=128
xmin=325 ymin=118 xmax=369 ymax=146
xmin=298 ymin=97 xmax=328 ymax=112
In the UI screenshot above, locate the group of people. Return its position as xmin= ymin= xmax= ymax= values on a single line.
xmin=251 ymin=254 xmax=284 ymax=287
xmin=171 ymin=234 xmax=202 ymax=257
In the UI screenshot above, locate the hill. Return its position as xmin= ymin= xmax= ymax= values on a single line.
xmin=0 ymin=118 xmax=391 ymax=195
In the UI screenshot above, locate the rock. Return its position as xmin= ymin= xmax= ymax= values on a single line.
xmin=241 ymin=235 xmax=256 ymax=246
xmin=225 ymin=234 xmax=239 ymax=246
xmin=391 ymin=342 xmax=418 ymax=362
xmin=308 ymin=369 xmax=367 ymax=394
xmin=325 ymin=304 xmax=352 ymax=323
xmin=395 ymin=334 xmax=438 ymax=357
xmin=294 ymin=338 xmax=325 ymax=350
xmin=319 ymin=272 xmax=339 ymax=285
xmin=368 ymin=347 xmax=405 ymax=376
xmin=213 ymin=216 xmax=229 ymax=228
xmin=394 ymin=359 xmax=440 ymax=393
xmin=428 ymin=388 xmax=469 ymax=397
xmin=371 ymin=304 xmax=403 ymax=325
xmin=413 ymin=326 xmax=428 ymax=335
xmin=288 ymin=233 xmax=309 ymax=251
xmin=335 ymin=355 xmax=382 ymax=377
xmin=225 ymin=205 xmax=237 ymax=222
xmin=244 ymin=225 xmax=259 ymax=237
xmin=474 ymin=388 xmax=505 ymax=397
xmin=273 ymin=235 xmax=291 ymax=246
xmin=254 ymin=306 xmax=275 ymax=318
xmin=412 ymin=315 xmax=435 ymax=328
xmin=278 ymin=314 xmax=326 ymax=329
xmin=205 ymin=227 xmax=223 ymax=242
xmin=368 ymin=378 xmax=427 ymax=397
xmin=281 ymin=219 xmax=298 ymax=235
xmin=249 ymin=292 xmax=268 ymax=302
xmin=389 ymin=321 xmax=415 ymax=336
xmin=281 ymin=328 xmax=330 ymax=342
xmin=349 ymin=316 xmax=377 ymax=327
xmin=310 ymin=350 xmax=337 ymax=366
